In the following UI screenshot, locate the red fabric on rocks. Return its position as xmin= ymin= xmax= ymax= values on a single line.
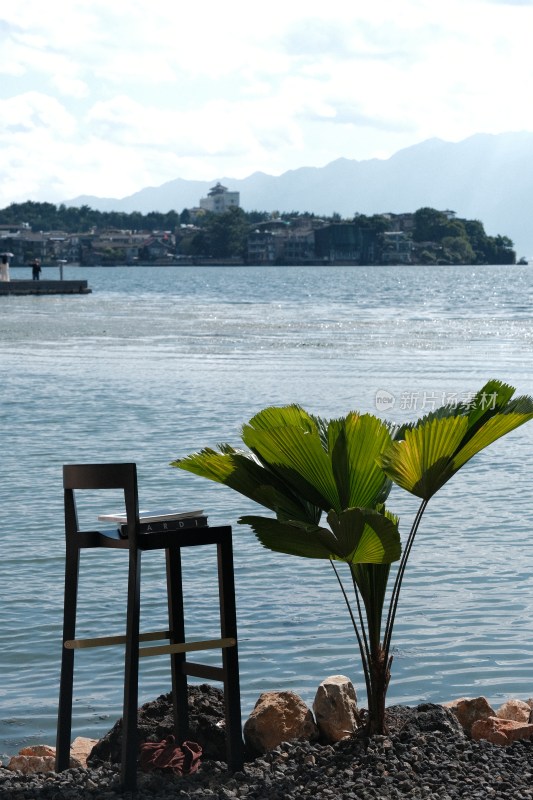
xmin=139 ymin=737 xmax=202 ymax=774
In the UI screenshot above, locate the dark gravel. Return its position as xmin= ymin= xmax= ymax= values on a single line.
xmin=1 ymin=703 xmax=533 ymax=799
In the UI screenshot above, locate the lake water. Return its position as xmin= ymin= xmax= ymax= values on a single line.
xmin=1 ymin=263 xmax=532 ymax=760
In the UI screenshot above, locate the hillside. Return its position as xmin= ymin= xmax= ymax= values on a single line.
xmin=67 ymin=132 xmax=533 ymax=257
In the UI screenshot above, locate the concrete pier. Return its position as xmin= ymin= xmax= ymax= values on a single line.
xmin=0 ymin=280 xmax=91 ymax=296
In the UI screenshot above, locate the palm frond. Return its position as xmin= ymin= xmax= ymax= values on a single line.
xmin=378 ymin=416 xmax=468 ymax=499
xmin=242 ymin=421 xmax=340 ymax=511
xmin=453 ymin=409 xmax=533 ymax=470
xmin=378 ymin=380 xmax=533 ymax=499
xmin=243 ymin=404 xmax=316 ymax=436
xmin=324 ymin=508 xmax=401 ymax=564
xmin=172 ymin=446 xmax=320 ymax=522
xmin=239 ymin=515 xmax=332 ymax=559
xmin=332 ymin=413 xmax=393 ymax=509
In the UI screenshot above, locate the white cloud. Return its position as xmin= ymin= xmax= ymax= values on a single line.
xmin=51 ymin=74 xmax=89 ymax=99
xmin=0 ymin=91 xmax=77 ymax=136
xmin=1 ymin=0 xmax=533 ymax=205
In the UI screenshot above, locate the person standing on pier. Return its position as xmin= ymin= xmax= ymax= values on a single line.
xmin=31 ymin=258 xmax=41 ymax=280
xmin=0 ymin=254 xmax=10 ymax=282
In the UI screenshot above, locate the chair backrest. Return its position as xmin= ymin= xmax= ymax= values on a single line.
xmin=63 ymin=463 xmax=139 ymax=542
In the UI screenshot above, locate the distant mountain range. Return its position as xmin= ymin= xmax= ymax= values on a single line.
xmin=67 ymin=132 xmax=533 ymax=256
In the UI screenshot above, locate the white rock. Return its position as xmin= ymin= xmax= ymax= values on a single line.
xmin=313 ymin=674 xmax=359 ymax=743
xmin=497 ymin=699 xmax=532 ymax=722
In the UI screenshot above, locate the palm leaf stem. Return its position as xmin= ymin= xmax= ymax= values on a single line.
xmin=329 ymin=558 xmax=372 ymax=703
xmin=383 ymin=498 xmax=429 ymax=657
xmin=351 ymin=572 xmax=372 ymax=670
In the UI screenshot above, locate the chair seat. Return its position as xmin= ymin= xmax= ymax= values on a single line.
xmin=75 ymin=528 xmax=128 ymax=547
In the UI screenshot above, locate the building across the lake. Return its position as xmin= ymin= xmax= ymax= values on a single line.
xmin=199 ymin=183 xmax=240 ymax=214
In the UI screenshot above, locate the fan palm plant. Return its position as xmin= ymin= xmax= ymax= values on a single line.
xmin=171 ymin=380 xmax=533 ymax=735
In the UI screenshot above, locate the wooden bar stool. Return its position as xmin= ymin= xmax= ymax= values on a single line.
xmin=55 ymin=463 xmax=243 ymax=791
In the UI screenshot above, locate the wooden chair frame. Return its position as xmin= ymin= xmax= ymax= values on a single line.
xmin=55 ymin=463 xmax=243 ymax=791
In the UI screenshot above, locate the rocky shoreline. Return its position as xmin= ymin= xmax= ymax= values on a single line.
xmin=2 ymin=690 xmax=533 ymax=799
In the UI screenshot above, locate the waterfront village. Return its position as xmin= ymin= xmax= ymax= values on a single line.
xmin=0 ymin=183 xmax=520 ymax=268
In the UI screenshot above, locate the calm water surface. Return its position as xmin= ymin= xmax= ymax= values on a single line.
xmin=0 ymin=264 xmax=532 ymax=758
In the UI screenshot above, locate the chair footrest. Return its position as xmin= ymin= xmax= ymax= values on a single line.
xmin=64 ymin=632 xmax=236 ymax=657
xmin=64 ymin=630 xmax=171 ymax=649
xmin=139 ymin=637 xmax=236 ymax=658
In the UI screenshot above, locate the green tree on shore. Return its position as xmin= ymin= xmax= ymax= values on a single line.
xmin=0 ymin=201 xmax=517 ymax=265
xmin=190 ymin=208 xmax=250 ymax=258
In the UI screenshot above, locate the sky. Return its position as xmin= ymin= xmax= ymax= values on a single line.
xmin=2 ymin=0 xmax=533 ymax=207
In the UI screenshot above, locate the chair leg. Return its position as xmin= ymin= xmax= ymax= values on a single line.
xmin=166 ymin=548 xmax=189 ymax=742
xmin=218 ymin=537 xmax=244 ymax=771
xmin=56 ymin=545 xmax=80 ymax=771
xmin=222 ymin=640 xmax=243 ymax=771
xmin=121 ymin=550 xmax=142 ymax=791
